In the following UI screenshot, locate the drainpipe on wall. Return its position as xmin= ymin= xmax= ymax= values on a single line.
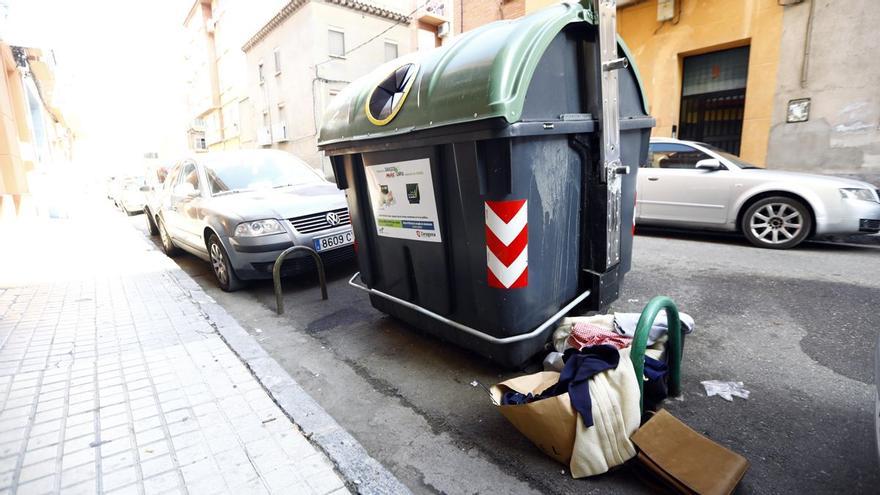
xmin=800 ymin=0 xmax=815 ymax=88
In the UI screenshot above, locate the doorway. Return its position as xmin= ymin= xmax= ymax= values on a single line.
xmin=678 ymin=46 xmax=750 ymax=155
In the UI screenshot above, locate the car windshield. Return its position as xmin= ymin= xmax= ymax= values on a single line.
xmin=696 ymin=143 xmax=760 ymax=169
xmin=201 ymin=151 xmax=324 ymax=196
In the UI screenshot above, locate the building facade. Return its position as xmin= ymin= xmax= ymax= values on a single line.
xmin=240 ymin=0 xmax=454 ymax=173
xmin=182 ymin=0 xmax=286 ymax=153
xmin=459 ymin=0 xmax=878 ymax=173
xmin=766 ymin=0 xmax=880 ymax=171
xmin=0 ymin=43 xmax=73 ymax=217
xmin=613 ymin=0 xmax=783 ymax=166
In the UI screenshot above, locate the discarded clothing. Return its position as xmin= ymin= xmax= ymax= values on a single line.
xmin=701 ymin=380 xmax=749 ymax=401
xmin=613 ymin=311 xmax=695 ymax=345
xmin=501 ymin=391 xmax=541 ymax=406
xmin=643 ymin=356 xmax=668 ymax=411
xmin=490 ymin=347 xmax=642 ymax=478
xmin=568 ymin=322 xmax=632 ymax=351
xmin=545 ymin=345 xmax=620 ymax=427
xmin=503 ymin=345 xmax=621 ymax=428
xmin=553 ymin=314 xmax=616 ymax=352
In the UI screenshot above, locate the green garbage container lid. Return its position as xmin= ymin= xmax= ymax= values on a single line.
xmin=319 ymin=2 xmax=647 ymax=147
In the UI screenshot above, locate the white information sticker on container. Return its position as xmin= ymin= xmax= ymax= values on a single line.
xmin=365 ymin=158 xmax=442 ymax=242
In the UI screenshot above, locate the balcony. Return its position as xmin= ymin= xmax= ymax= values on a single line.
xmin=418 ymin=0 xmax=448 ymax=26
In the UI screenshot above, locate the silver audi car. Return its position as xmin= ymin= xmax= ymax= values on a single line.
xmin=151 ymin=150 xmax=354 ymax=290
xmin=637 ymin=138 xmax=880 ymax=248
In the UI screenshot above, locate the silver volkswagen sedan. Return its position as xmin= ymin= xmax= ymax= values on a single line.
xmin=636 ymin=138 xmax=880 ymax=248
xmin=151 ymin=150 xmax=354 ymax=290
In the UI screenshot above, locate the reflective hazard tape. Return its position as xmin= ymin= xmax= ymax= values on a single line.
xmin=485 ymin=199 xmax=528 ymax=289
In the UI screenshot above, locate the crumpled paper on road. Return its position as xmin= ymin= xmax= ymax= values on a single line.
xmin=701 ymin=380 xmax=749 ymax=401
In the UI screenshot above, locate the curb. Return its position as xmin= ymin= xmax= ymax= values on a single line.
xmin=164 ymin=265 xmax=411 ymax=495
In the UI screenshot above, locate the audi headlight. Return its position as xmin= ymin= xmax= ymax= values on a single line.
xmin=234 ymin=219 xmax=284 ymax=237
xmin=839 ymin=188 xmax=878 ymax=202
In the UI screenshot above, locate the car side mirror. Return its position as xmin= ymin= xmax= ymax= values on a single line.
xmin=695 ymin=158 xmax=725 ymax=171
xmin=173 ymin=182 xmax=197 ymax=197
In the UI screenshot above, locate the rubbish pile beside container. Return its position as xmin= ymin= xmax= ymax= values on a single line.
xmin=319 ymin=0 xmax=652 ymax=367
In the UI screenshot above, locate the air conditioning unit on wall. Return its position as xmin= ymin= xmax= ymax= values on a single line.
xmin=273 ymin=123 xmax=289 ymax=142
xmin=438 ymin=21 xmax=450 ymax=38
xmin=257 ymin=127 xmax=271 ymax=146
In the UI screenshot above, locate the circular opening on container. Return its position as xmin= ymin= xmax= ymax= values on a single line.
xmin=365 ymin=63 xmax=418 ymax=126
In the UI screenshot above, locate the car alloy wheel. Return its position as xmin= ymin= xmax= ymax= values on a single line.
xmin=207 ymin=235 xmax=241 ymax=292
xmin=210 ymin=242 xmax=228 ymax=286
xmin=749 ymin=202 xmax=803 ymax=245
xmin=742 ymin=196 xmax=811 ymax=249
xmin=158 ymin=218 xmax=177 ymax=256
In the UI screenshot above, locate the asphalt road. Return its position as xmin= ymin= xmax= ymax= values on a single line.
xmin=127 ymin=210 xmax=880 ymax=494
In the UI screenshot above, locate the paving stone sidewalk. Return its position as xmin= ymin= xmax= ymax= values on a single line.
xmin=0 ymin=212 xmax=351 ymax=494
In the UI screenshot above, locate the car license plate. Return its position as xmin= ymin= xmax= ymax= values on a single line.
xmin=313 ymin=229 xmax=354 ymax=252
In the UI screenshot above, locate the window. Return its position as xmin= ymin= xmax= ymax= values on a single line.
xmin=177 ymin=163 xmax=201 ymax=194
xmin=384 ymin=41 xmax=398 ymax=62
xmin=277 ymin=106 xmax=286 ymax=127
xmin=194 ymin=136 xmax=207 ymax=150
xmin=273 ymin=48 xmax=281 ymax=74
xmin=165 ymin=165 xmax=181 ymax=193
xmin=258 ymin=61 xmax=264 ymax=84
xmin=646 ymin=143 xmax=711 ymax=169
xmin=328 ymin=29 xmax=345 ymax=58
xmin=202 ymin=151 xmax=324 ymax=196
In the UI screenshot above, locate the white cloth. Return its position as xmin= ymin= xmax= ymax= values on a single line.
xmin=569 ymin=346 xmax=641 ymax=477
xmin=613 ymin=310 xmax=694 ymax=345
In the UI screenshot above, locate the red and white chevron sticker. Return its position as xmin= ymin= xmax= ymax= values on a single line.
xmin=485 ymin=199 xmax=528 ymax=289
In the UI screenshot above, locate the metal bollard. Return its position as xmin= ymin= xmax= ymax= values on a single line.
xmin=273 ymin=245 xmax=328 ymax=315
xmin=629 ymin=296 xmax=682 ymax=414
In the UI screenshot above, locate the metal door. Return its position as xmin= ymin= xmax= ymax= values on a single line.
xmin=678 ymin=47 xmax=749 ymax=155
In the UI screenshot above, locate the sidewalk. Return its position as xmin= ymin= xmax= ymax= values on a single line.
xmin=0 ymin=205 xmax=375 ymax=494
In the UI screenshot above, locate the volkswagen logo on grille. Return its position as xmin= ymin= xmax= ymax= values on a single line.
xmin=325 ymin=212 xmax=341 ymax=226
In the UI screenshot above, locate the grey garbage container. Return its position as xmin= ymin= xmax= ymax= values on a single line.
xmin=318 ymin=0 xmax=653 ymax=367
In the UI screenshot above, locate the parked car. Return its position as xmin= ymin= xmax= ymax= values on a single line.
xmin=636 ymin=138 xmax=880 ymax=248
xmin=151 ymin=150 xmax=353 ymax=291
xmin=117 ymin=176 xmax=148 ymax=215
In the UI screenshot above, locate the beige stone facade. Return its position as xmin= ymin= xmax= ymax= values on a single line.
xmin=240 ymin=0 xmax=454 ymax=174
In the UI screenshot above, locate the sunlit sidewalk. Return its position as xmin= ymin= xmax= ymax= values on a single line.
xmin=0 ymin=204 xmax=349 ymax=494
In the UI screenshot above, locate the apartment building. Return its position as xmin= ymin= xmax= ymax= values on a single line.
xmin=240 ymin=0 xmax=454 ymax=173
xmin=182 ymin=0 xmax=285 ymax=152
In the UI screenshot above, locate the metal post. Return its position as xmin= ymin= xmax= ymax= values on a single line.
xmin=273 ymin=246 xmax=328 ymax=315
xmin=629 ymin=296 xmax=683 ymax=414
xmin=592 ymin=0 xmax=630 ymax=270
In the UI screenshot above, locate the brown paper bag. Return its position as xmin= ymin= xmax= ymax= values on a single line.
xmin=490 ymin=371 xmax=577 ymax=465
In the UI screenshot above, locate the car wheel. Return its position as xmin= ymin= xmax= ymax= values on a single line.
xmin=145 ymin=208 xmax=159 ymax=236
xmin=158 ymin=217 xmax=179 ymax=256
xmin=741 ymin=196 xmax=812 ymax=249
xmin=208 ymin=234 xmax=241 ymax=292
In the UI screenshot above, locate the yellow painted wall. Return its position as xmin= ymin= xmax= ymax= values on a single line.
xmin=617 ymin=0 xmax=783 ymax=165
xmin=525 ymin=0 xmax=784 ymax=166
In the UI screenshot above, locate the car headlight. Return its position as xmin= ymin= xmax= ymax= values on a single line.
xmin=234 ymin=219 xmax=285 ymax=237
xmin=839 ymin=188 xmax=879 ymax=202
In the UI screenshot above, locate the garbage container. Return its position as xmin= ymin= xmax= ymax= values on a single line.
xmin=318 ymin=0 xmax=653 ymax=367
